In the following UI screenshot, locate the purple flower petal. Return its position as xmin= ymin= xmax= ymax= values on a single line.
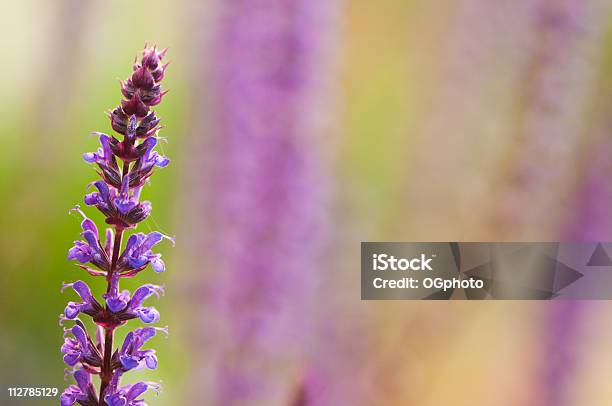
xmin=74 ymin=369 xmax=91 ymax=392
xmin=151 ymin=257 xmax=165 ymax=273
xmin=135 ymin=307 xmax=160 ymax=323
xmin=126 ymin=382 xmax=149 ymax=400
xmin=107 ymin=290 xmax=130 ymax=313
xmin=128 ymin=256 xmax=148 ymax=269
xmin=134 ymin=327 xmax=160 ymax=342
xmin=82 ymin=230 xmax=99 ymax=250
xmin=63 ymin=352 xmax=80 ymax=367
xmin=128 ymin=284 xmax=164 ymax=309
xmin=83 ymin=152 xmax=97 ymax=163
xmin=68 ymin=244 xmax=92 ymax=263
xmin=60 ymin=386 xmax=79 ymax=406
xmin=81 ymin=218 xmax=98 ymax=236
xmin=120 ymin=170 xmax=130 ymax=194
xmin=83 ymin=192 xmax=99 ymax=206
xmin=141 ymin=137 xmax=157 ymax=158
xmin=119 ymin=354 xmax=141 ymax=370
xmin=143 ymin=350 xmax=158 ymax=369
xmin=71 ymin=325 xmax=88 ymax=349
xmin=140 ymin=232 xmax=164 ymax=251
xmin=100 ymin=133 xmax=112 ymax=159
xmin=68 ymin=281 xmax=95 ymax=303
xmin=104 ymin=395 xmax=126 ymax=406
xmin=64 ymin=302 xmax=82 ymax=319
xmin=115 ymin=198 xmax=137 ymax=214
xmin=92 ymin=180 xmax=110 ymax=201
xmin=123 ymin=233 xmax=143 ymax=256
xmin=155 ymin=154 xmax=170 ymax=167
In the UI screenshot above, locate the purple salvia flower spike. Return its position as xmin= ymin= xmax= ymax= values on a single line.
xmin=61 ymin=45 xmax=171 ymax=405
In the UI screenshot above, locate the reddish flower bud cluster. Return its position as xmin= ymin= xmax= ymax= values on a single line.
xmin=113 ymin=47 xmax=168 ymax=124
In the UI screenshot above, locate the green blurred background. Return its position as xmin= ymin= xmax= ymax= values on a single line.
xmin=3 ymin=0 xmax=612 ymax=405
